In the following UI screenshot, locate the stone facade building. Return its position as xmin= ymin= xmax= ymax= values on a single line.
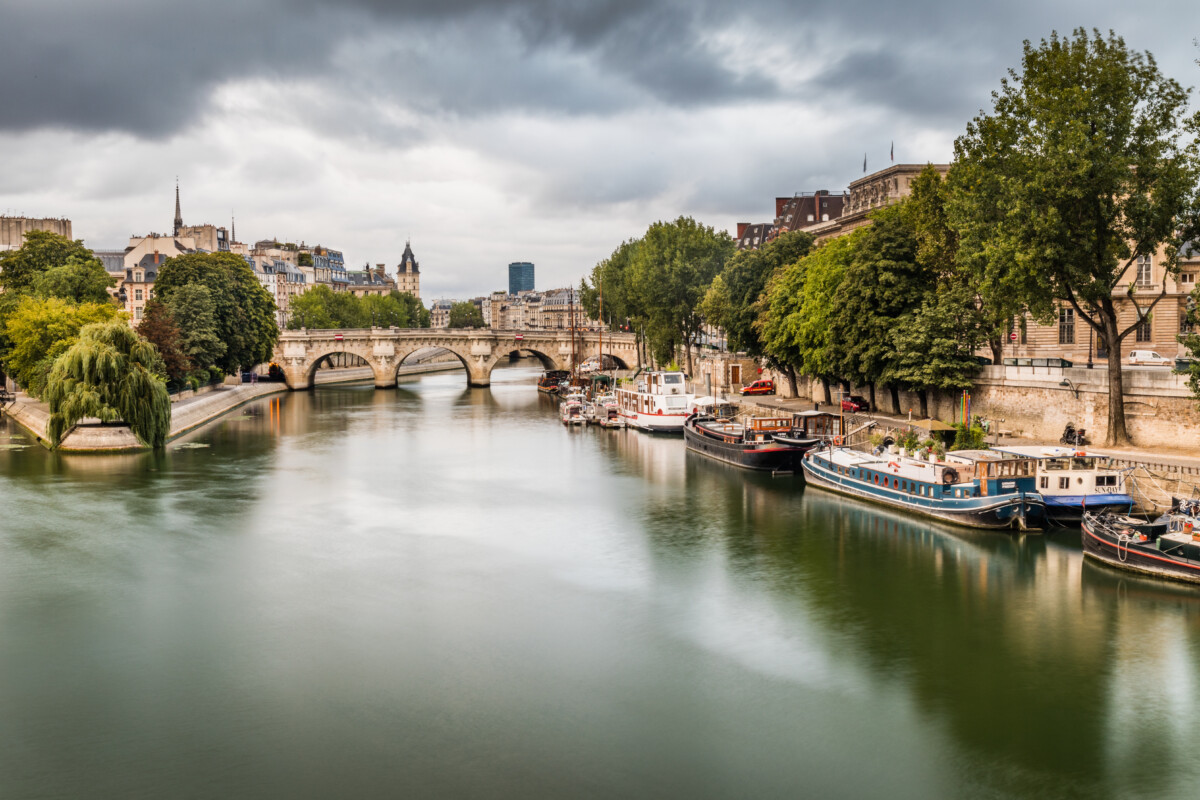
xmin=1 ymin=216 xmax=73 ymax=251
xmin=395 ymin=242 xmax=420 ymax=298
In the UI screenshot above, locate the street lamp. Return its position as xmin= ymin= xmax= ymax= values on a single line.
xmin=1059 ymin=378 xmax=1079 ymax=399
xmin=1087 ymin=326 xmax=1094 ymax=369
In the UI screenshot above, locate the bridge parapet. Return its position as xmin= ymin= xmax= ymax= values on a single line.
xmin=273 ymin=328 xmax=637 ymax=389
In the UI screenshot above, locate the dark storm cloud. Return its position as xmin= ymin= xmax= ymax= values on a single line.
xmin=1 ymin=0 xmax=1194 ymax=140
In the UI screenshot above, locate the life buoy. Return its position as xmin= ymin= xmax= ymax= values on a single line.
xmin=832 ymin=436 xmax=843 ymax=446
xmin=941 ymin=468 xmax=959 ymax=485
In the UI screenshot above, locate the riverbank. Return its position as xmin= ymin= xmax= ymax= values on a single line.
xmin=3 ymin=382 xmax=289 ymax=452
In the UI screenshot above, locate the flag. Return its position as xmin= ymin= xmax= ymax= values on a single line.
xmin=863 ymin=153 xmax=867 ymax=173
xmin=890 ymin=141 xmax=894 ymax=161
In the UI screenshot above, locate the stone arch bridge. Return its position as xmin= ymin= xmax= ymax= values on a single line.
xmin=275 ymin=328 xmax=638 ymax=389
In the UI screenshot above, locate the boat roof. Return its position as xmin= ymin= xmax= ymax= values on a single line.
xmin=944 ymin=449 xmax=1011 ymax=462
xmin=793 ymin=410 xmax=839 ymax=418
xmin=991 ymin=445 xmax=1101 ymax=459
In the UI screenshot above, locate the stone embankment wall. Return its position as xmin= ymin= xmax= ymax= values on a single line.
xmin=758 ymin=365 xmax=1199 ymax=451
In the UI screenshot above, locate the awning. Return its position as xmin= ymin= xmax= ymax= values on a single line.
xmin=910 ymin=418 xmax=955 ymax=432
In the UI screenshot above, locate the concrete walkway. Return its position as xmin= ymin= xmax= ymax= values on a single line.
xmin=3 ymin=382 xmax=288 ymax=452
xmin=736 ymin=392 xmax=1200 ymax=471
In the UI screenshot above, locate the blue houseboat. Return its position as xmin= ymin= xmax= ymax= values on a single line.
xmin=801 ymin=447 xmax=1046 ymax=530
xmin=990 ymin=445 xmax=1133 ymax=523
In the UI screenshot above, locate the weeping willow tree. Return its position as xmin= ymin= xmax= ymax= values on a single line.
xmin=44 ymin=321 xmax=172 ymax=449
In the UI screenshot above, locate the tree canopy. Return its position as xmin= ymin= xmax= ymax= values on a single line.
xmin=448 ymin=301 xmax=485 ymax=328
xmin=137 ymin=300 xmax=192 ymax=386
xmin=0 ymin=230 xmax=99 ymax=295
xmin=153 ymin=252 xmax=279 ymax=373
xmin=284 ymin=286 xmax=430 ymax=329
xmin=45 ymin=321 xmax=171 ymax=449
xmin=949 ymin=28 xmax=1200 ymax=444
xmin=3 ymin=296 xmax=123 ymax=397
xmin=32 ymin=256 xmax=115 ymax=304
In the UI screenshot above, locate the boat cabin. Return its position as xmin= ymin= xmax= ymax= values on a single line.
xmin=943 ymin=450 xmax=1039 ymax=497
xmin=790 ymin=410 xmax=842 ymax=440
xmin=991 ymin=446 xmax=1127 ymax=497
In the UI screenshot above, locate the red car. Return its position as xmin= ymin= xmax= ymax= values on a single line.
xmin=741 ymin=379 xmax=776 ymax=396
xmin=841 ymin=395 xmax=869 ymax=412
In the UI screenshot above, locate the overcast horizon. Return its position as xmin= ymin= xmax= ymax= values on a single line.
xmin=1 ymin=1 xmax=1197 ymax=299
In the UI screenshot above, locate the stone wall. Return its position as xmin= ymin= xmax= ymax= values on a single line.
xmin=816 ymin=366 xmax=1200 ymax=449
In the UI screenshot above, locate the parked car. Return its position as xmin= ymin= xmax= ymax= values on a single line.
xmin=740 ymin=379 xmax=776 ymax=396
xmin=1128 ymin=350 xmax=1173 ymax=366
xmin=841 ymin=395 xmax=869 ymax=412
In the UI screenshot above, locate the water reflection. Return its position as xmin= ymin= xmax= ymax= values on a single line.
xmin=1 ymin=364 xmax=1199 ymax=798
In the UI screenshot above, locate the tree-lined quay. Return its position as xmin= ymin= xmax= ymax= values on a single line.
xmin=2 ymin=30 xmax=1199 ymax=450
xmin=583 ymin=30 xmax=1200 ymax=446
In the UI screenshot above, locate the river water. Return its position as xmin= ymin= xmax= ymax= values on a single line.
xmin=2 ymin=361 xmax=1199 ymax=799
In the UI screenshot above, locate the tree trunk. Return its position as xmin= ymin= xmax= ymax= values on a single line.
xmin=867 ymin=381 xmax=877 ymax=412
xmin=1099 ymin=307 xmax=1132 ymax=446
xmin=686 ymin=341 xmax=693 ymax=377
xmin=889 ymin=385 xmax=901 ymax=415
xmin=785 ymin=365 xmax=799 ymax=398
xmin=821 ymin=377 xmax=832 ymax=405
xmin=919 ymin=389 xmax=929 ymax=419
xmin=989 ymin=337 xmax=1004 ymax=364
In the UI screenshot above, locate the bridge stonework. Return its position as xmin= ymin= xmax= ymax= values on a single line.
xmin=274 ymin=328 xmax=638 ymax=389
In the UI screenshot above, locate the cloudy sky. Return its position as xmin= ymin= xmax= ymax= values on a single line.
xmin=1 ymin=1 xmax=1196 ymax=299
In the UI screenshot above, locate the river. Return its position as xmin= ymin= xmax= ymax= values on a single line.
xmin=2 ymin=361 xmax=1199 ymax=799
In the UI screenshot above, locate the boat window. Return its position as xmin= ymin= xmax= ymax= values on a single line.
xmin=663 ymin=374 xmax=683 ymax=384
xmin=1058 ymin=477 xmax=1070 ymax=490
xmin=1045 ymin=459 xmax=1068 ymax=471
xmin=874 ymin=474 xmax=880 ymax=485
xmin=1071 ymin=458 xmax=1095 ymax=470
xmin=1040 ymin=476 xmax=1048 ymax=489
xmin=1096 ymin=475 xmax=1117 ymax=488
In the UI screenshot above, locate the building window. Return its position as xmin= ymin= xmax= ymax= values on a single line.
xmin=1058 ymin=308 xmax=1074 ymax=345
xmin=134 ymin=307 xmax=143 ymax=320
xmin=1181 ymin=273 xmax=1196 ymax=286
xmin=134 ymin=289 xmax=143 ymax=301
xmin=1136 ymin=317 xmax=1152 ymax=342
xmin=1136 ymin=255 xmax=1153 ymax=287
xmin=135 ymin=271 xmax=142 ymax=282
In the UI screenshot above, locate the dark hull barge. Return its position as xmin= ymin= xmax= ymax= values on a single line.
xmin=1081 ymin=511 xmax=1200 ymax=585
xmin=684 ymin=414 xmax=811 ymax=472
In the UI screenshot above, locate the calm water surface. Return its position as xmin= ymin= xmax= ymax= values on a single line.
xmin=2 ymin=362 xmax=1199 ymax=799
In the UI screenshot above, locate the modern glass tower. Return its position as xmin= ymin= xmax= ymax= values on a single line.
xmin=508 ymin=262 xmax=534 ymax=295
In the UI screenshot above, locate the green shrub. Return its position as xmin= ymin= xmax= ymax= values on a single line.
xmin=951 ymin=423 xmax=987 ymax=451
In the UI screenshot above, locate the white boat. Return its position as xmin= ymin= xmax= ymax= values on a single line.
xmin=614 ymin=371 xmax=694 ymax=433
xmin=560 ymin=392 xmax=587 ymax=425
xmin=587 ymin=393 xmax=624 ymax=428
xmin=990 ymin=445 xmax=1133 ymax=522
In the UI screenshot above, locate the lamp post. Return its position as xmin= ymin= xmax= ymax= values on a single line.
xmin=1087 ymin=326 xmax=1094 ymax=369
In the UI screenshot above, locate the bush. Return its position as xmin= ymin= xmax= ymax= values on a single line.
xmin=208 ymin=367 xmax=225 ymax=384
xmin=951 ymin=423 xmax=987 ymax=451
xmin=191 ymin=368 xmax=210 ymax=386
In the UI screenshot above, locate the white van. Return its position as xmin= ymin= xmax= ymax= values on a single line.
xmin=1128 ymin=350 xmax=1173 ymax=366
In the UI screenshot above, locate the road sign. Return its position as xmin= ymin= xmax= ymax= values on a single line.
xmin=1009 ymin=332 xmax=1017 ymax=341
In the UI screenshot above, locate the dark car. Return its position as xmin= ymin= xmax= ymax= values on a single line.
xmin=741 ymin=379 xmax=776 ymax=396
xmin=841 ymin=395 xmax=869 ymax=412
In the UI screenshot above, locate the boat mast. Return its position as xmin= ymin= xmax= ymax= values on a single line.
xmin=598 ymin=278 xmax=603 ymax=374
xmin=570 ymin=289 xmax=577 ymax=374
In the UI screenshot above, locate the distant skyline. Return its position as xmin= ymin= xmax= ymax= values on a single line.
xmin=1 ymin=1 xmax=1197 ymax=298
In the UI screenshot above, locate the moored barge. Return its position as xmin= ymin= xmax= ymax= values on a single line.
xmin=684 ymin=414 xmax=811 ymax=472
xmin=1082 ymin=503 xmax=1200 ymax=585
xmin=802 ymin=446 xmax=1046 ymax=530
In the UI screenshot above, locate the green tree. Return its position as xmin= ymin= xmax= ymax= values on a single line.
xmin=3 ymin=296 xmax=123 ymax=397
xmin=951 ymin=29 xmax=1200 ymax=445
xmin=45 ymin=321 xmax=171 ymax=449
xmin=703 ymin=231 xmax=814 ymax=358
xmin=166 ymin=284 xmax=226 ymax=370
xmin=833 ymin=204 xmax=934 ymax=412
xmin=629 ymin=216 xmax=734 ymax=373
xmin=888 ymin=290 xmax=983 ymax=417
xmin=154 ymin=252 xmax=279 ymax=373
xmin=33 ymin=256 xmax=117 ymax=304
xmin=136 ymin=300 xmax=192 ymax=387
xmin=0 ymin=230 xmax=96 ymax=294
xmin=580 ymin=239 xmax=646 ymax=367
xmin=447 ymin=301 xmax=485 ymax=328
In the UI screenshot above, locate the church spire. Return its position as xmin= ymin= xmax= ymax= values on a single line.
xmin=173 ymin=179 xmax=183 ymax=236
